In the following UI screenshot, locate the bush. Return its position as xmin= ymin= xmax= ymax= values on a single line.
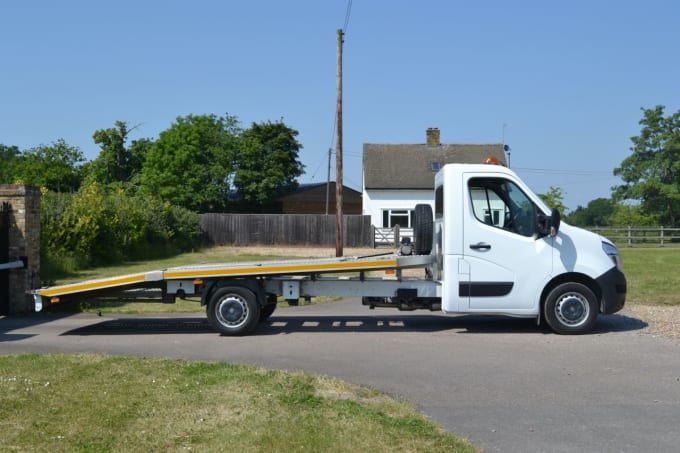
xmin=41 ymin=183 xmax=201 ymax=275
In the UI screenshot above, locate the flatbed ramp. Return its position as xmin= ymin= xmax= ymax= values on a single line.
xmin=33 ymin=253 xmax=433 ymax=301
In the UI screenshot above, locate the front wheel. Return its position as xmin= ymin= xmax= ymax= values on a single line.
xmin=207 ymin=287 xmax=261 ymax=336
xmin=543 ymin=282 xmax=598 ymax=334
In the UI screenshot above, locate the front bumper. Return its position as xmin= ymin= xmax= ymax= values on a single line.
xmin=596 ymin=267 xmax=627 ymax=314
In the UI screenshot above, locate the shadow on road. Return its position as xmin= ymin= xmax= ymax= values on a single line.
xmin=58 ymin=312 xmax=648 ymax=337
xmin=0 ymin=313 xmax=74 ymax=342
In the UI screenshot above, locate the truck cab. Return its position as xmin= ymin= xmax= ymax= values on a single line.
xmin=431 ymin=163 xmax=626 ymax=334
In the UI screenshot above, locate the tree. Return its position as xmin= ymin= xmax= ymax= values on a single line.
xmin=12 ymin=139 xmax=85 ymax=192
xmin=538 ymin=186 xmax=568 ymax=214
xmin=614 ymin=105 xmax=680 ymax=226
xmin=85 ymin=121 xmax=151 ymax=185
xmin=140 ymin=114 xmax=241 ymax=212
xmin=234 ymin=120 xmax=305 ymax=208
xmin=567 ymin=198 xmax=616 ymax=226
xmin=609 ymin=203 xmax=656 ymax=227
xmin=0 ymin=144 xmax=20 ymax=183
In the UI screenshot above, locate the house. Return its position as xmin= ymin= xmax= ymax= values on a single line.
xmin=362 ymin=127 xmax=506 ymax=229
xmin=276 ymin=182 xmax=362 ymax=215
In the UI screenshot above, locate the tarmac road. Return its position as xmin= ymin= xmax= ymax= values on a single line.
xmin=2 ymin=299 xmax=679 ymax=453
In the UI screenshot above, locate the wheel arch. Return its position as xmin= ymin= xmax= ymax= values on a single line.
xmin=540 ymin=272 xmax=603 ymax=314
xmin=201 ymin=278 xmax=267 ymax=307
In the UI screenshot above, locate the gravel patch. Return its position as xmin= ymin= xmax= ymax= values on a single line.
xmin=623 ymin=304 xmax=680 ymax=338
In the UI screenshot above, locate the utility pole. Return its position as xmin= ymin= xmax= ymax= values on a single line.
xmin=335 ymin=28 xmax=344 ymax=257
xmin=325 ymin=147 xmax=331 ymax=215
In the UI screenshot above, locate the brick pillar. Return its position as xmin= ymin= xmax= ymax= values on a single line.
xmin=0 ymin=185 xmax=41 ymax=314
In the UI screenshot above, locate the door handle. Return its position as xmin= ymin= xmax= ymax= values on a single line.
xmin=469 ymin=242 xmax=491 ymax=250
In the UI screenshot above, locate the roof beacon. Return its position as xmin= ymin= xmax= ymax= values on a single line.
xmin=483 ymin=156 xmax=502 ymax=165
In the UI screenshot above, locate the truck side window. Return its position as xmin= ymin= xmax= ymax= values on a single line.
xmin=469 ymin=178 xmax=535 ymax=237
xmin=435 ymin=186 xmax=444 ymax=219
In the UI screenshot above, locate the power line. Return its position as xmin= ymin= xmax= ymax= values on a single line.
xmin=514 ymin=167 xmax=613 ymax=176
xmin=324 ymin=0 xmax=352 ymax=174
xmin=343 ymin=0 xmax=353 ymax=34
xmin=327 ymin=0 xmax=352 ymax=151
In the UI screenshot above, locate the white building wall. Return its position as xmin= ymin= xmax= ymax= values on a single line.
xmin=362 ymin=189 xmax=434 ymax=227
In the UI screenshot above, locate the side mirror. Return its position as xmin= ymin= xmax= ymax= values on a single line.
xmin=536 ymin=208 xmax=561 ymax=238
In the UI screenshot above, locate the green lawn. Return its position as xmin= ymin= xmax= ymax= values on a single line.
xmin=45 ymin=247 xmax=305 ymax=284
xmin=620 ymin=248 xmax=680 ymax=306
xmin=0 ymin=354 xmax=476 ymax=453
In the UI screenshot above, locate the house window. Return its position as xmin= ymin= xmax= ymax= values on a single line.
xmin=483 ymin=209 xmax=502 ymax=226
xmin=382 ymin=209 xmax=414 ymax=228
xmin=431 ymin=162 xmax=441 ymax=172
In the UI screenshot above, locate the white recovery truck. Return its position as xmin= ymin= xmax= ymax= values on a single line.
xmin=32 ymin=162 xmax=627 ymax=335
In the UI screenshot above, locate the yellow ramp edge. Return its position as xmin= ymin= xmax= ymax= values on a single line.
xmin=164 ymin=258 xmax=398 ymax=279
xmin=36 ymin=271 xmax=163 ymax=298
xmin=34 ymin=255 xmax=408 ymax=299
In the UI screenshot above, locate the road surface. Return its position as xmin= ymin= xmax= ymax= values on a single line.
xmin=1 ymin=299 xmax=679 ymax=452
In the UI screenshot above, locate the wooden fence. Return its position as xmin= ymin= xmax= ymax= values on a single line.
xmin=588 ymin=227 xmax=680 ymax=247
xmin=200 ymin=214 xmax=373 ymax=247
xmin=200 ymin=215 xmax=680 ymax=249
xmin=371 ymin=225 xmax=680 ymax=248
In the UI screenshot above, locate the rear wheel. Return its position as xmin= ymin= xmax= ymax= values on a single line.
xmin=544 ymin=282 xmax=598 ymax=334
xmin=259 ymin=303 xmax=277 ymax=321
xmin=207 ymin=287 xmax=261 ymax=336
xmin=260 ymin=295 xmax=278 ymax=322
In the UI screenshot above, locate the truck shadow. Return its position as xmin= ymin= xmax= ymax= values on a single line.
xmin=59 ymin=312 xmax=648 ymax=336
xmin=0 ymin=313 xmax=74 ymax=342
xmin=259 ymin=312 xmax=647 ymax=335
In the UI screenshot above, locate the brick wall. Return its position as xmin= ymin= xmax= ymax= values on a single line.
xmin=0 ymin=185 xmax=41 ymax=314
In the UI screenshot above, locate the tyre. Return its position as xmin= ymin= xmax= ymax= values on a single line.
xmin=207 ymin=286 xmax=261 ymax=336
xmin=413 ymin=204 xmax=433 ymax=255
xmin=259 ymin=302 xmax=277 ymax=322
xmin=544 ymin=282 xmax=598 ymax=334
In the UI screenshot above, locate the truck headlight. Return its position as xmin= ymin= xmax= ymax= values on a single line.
xmin=602 ymin=241 xmax=623 ymax=272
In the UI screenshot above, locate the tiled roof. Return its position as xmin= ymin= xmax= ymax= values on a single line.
xmin=363 ymin=143 xmax=506 ymax=189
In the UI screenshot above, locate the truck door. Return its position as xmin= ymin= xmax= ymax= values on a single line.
xmin=461 ymin=174 xmax=553 ymax=311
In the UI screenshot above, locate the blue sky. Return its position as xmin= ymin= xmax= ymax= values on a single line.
xmin=2 ymin=1 xmax=678 ymax=211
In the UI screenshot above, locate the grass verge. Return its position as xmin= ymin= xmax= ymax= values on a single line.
xmin=0 ymin=354 xmax=476 ymax=453
xmin=619 ymin=248 xmax=680 ymax=305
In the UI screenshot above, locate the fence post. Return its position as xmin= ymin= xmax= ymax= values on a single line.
xmin=660 ymin=226 xmax=664 ymax=247
xmin=627 ymin=225 xmax=632 ymax=247
xmin=371 ymin=225 xmax=375 ymax=248
xmin=394 ymin=224 xmax=400 ymax=247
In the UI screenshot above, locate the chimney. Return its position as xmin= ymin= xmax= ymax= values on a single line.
xmin=426 ymin=127 xmax=440 ymax=146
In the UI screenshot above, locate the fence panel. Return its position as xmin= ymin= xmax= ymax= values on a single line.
xmin=370 ymin=225 xmax=680 ymax=248
xmin=200 ymin=214 xmax=372 ymax=247
xmin=586 ymin=227 xmax=680 ymax=247
xmin=201 ymin=219 xmax=680 ymax=249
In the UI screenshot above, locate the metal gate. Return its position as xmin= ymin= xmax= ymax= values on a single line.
xmin=0 ymin=200 xmax=31 ymax=315
xmin=0 ymin=202 xmax=9 ymax=315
